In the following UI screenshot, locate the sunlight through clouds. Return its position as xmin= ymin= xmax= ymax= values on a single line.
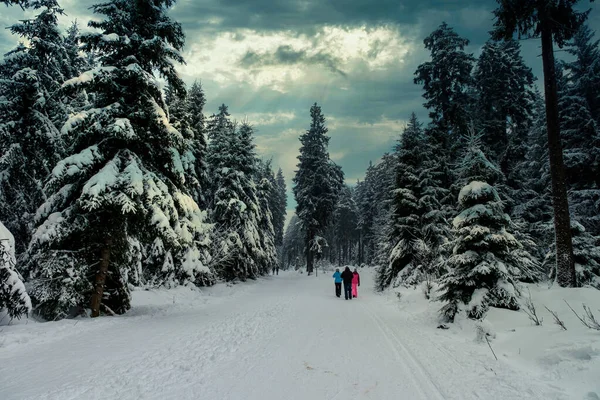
xmin=229 ymin=112 xmax=297 ymax=126
xmin=179 ymin=25 xmax=415 ymax=92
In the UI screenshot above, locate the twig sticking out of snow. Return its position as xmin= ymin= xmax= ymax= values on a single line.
xmin=544 ymin=306 xmax=567 ymax=330
xmin=485 ymin=335 xmax=498 ymax=361
xmin=564 ymin=301 xmax=600 ymax=331
xmin=522 ymin=289 xmax=543 ymax=326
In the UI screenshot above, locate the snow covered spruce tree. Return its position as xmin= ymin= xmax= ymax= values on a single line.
xmin=207 ymin=108 xmax=270 ymax=280
xmin=164 ymin=80 xmax=209 ymax=210
xmin=282 ymin=215 xmax=304 ymax=269
xmin=0 ymin=220 xmax=31 ymax=320
xmin=355 ymin=162 xmax=378 ymax=265
xmin=415 ymin=131 xmax=451 ymax=278
xmin=377 ymin=114 xmax=425 ymax=289
xmin=205 ymin=103 xmax=234 ymax=208
xmin=0 ymin=0 xmax=73 ymax=255
xmin=439 ymin=139 xmax=539 ymax=321
xmin=414 ymin=22 xmax=475 ymax=154
xmin=185 ymin=81 xmax=209 ymax=209
xmin=24 ymin=0 xmax=213 ymax=320
xmin=492 ymin=0 xmax=596 ymax=288
xmin=472 ymin=39 xmax=536 ymax=185
xmin=61 ymin=21 xmax=97 ymax=115
xmin=334 ymin=185 xmax=359 ymax=265
xmin=255 ymin=160 xmax=279 ymax=273
xmin=564 ymin=25 xmax=600 ymax=126
xmin=273 ymin=168 xmax=287 ymax=249
xmin=512 ymin=92 xmax=555 ymax=259
xmin=377 ymin=113 xmax=447 ymax=289
xmin=559 ymin=26 xmax=600 ymax=235
xmin=362 ymin=153 xmax=397 ymax=268
xmin=414 ymin=23 xmax=475 ymax=223
xmin=63 ymin=21 xmax=88 ymax=83
xmin=293 ymin=103 xmax=344 ymax=274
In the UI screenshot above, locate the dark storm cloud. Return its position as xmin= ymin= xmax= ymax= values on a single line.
xmin=175 ymin=0 xmax=485 ymax=33
xmin=239 ymin=45 xmax=347 ymax=77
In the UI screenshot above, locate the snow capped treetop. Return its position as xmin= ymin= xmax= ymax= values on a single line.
xmin=414 ymin=22 xmax=475 ymax=137
xmin=457 ymin=135 xmax=504 ymax=186
xmin=457 ymin=181 xmax=500 ymax=207
xmin=83 ymin=0 xmax=186 ymax=96
xmin=293 ymin=103 xmax=344 ymax=235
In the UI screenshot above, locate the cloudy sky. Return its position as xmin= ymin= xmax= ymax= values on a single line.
xmin=1 ymin=0 xmax=599 ymax=224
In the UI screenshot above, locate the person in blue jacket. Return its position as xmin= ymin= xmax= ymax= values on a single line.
xmin=332 ymin=268 xmax=343 ymax=298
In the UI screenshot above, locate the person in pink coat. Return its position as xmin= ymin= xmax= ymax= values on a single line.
xmin=352 ymin=268 xmax=360 ymax=298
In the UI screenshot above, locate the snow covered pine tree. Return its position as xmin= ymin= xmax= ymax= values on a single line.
xmin=207 ymin=108 xmax=272 ymax=281
xmin=439 ymin=140 xmax=539 ymax=321
xmin=414 ymin=22 xmax=475 ymax=154
xmin=377 ymin=114 xmax=426 ymax=290
xmin=0 ymin=0 xmax=73 ymax=255
xmin=293 ymin=103 xmax=343 ymax=274
xmin=164 ymin=80 xmax=209 ymax=212
xmin=24 ymin=0 xmax=213 ymax=320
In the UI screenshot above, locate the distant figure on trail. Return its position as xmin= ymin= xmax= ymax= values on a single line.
xmin=276 ymin=265 xmax=279 ymax=275
xmin=352 ymin=268 xmax=360 ymax=298
xmin=332 ymin=268 xmax=342 ymax=297
xmin=340 ymin=267 xmax=353 ymax=300
xmin=272 ymin=266 xmax=276 ymax=275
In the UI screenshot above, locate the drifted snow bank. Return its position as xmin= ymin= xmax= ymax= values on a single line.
xmin=486 ymin=286 xmax=600 ymax=400
xmin=390 ymin=282 xmax=600 ymax=399
xmin=0 ymin=221 xmax=31 ymax=321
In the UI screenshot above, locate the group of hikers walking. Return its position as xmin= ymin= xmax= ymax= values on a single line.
xmin=332 ymin=267 xmax=360 ymax=300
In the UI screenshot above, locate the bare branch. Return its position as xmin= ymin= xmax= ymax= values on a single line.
xmin=565 ymin=300 xmax=600 ymax=331
xmin=544 ymin=306 xmax=567 ymax=330
xmin=522 ymin=289 xmax=543 ymax=326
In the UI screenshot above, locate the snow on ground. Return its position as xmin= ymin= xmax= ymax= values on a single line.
xmin=1 ymin=269 xmax=598 ymax=400
xmin=486 ymin=286 xmax=600 ymax=400
xmin=391 ymin=281 xmax=600 ymax=400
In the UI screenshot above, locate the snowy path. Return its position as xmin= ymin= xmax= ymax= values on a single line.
xmin=1 ymin=270 xmax=570 ymax=400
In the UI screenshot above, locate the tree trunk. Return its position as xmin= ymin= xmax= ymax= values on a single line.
xmin=347 ymin=240 xmax=350 ymax=264
xmin=344 ymin=239 xmax=348 ymax=265
xmin=306 ymin=229 xmax=314 ymax=274
xmin=540 ymin=19 xmax=576 ymax=287
xmin=358 ymin=230 xmax=362 ymax=267
xmin=90 ymin=237 xmax=112 ymax=318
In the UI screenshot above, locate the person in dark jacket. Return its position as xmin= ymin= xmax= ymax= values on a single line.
xmin=340 ymin=267 xmax=354 ymax=300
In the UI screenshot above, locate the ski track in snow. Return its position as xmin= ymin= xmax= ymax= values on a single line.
xmin=0 ymin=270 xmax=570 ymax=400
